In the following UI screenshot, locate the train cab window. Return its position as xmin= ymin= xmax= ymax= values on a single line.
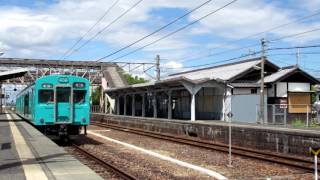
xmin=57 ymin=87 xmax=71 ymax=103
xmin=39 ymin=90 xmax=54 ymax=104
xmin=74 ymin=90 xmax=86 ymax=104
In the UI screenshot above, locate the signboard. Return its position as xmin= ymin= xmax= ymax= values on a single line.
xmin=310 ymin=147 xmax=320 ymax=156
xmin=279 ymin=99 xmax=287 ymax=109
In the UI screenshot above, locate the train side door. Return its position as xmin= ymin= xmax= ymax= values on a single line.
xmin=55 ymin=86 xmax=73 ymax=123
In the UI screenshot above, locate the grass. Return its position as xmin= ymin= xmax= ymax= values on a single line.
xmin=291 ymin=118 xmax=320 ymax=128
xmin=292 ymin=119 xmax=305 ymax=128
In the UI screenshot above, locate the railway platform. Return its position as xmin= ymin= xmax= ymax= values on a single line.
xmin=0 ymin=111 xmax=103 ymax=180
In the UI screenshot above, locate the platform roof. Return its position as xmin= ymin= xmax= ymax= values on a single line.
xmin=0 ymin=68 xmax=29 ymax=81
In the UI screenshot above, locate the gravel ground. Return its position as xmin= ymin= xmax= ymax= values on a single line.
xmin=87 ymin=125 xmax=315 ymax=180
xmin=74 ymin=134 xmax=215 ymax=179
xmin=64 ymin=146 xmax=124 ymax=180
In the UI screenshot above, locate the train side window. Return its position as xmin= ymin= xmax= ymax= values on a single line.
xmin=39 ymin=90 xmax=54 ymax=104
xmin=74 ymin=90 xmax=86 ymax=104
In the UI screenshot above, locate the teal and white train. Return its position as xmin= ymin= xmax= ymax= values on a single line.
xmin=16 ymin=75 xmax=90 ymax=138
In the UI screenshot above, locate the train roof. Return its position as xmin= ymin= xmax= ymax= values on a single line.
xmin=17 ymin=75 xmax=89 ymax=96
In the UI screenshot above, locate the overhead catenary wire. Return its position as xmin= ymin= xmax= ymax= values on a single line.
xmin=60 ymin=0 xmax=121 ymax=60
xmin=163 ymin=43 xmax=320 ymax=71
xmin=64 ymin=0 xmax=144 ymax=60
xmin=112 ymin=5 xmax=320 ymax=64
xmin=109 ymin=0 xmax=239 ymax=62
xmin=269 ymin=27 xmax=320 ymax=42
xmin=96 ymin=0 xmax=216 ymax=62
xmin=164 ymin=51 xmax=261 ymax=70
xmin=177 ymin=9 xmax=320 ymax=63
xmin=180 ymin=27 xmax=320 ymax=64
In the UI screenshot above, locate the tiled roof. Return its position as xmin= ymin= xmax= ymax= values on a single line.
xmin=167 ymin=58 xmax=262 ymax=81
xmin=262 ymin=66 xmax=297 ymax=83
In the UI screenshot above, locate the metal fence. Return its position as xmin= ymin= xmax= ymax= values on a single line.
xmin=257 ymin=104 xmax=319 ymax=128
xmin=90 ymin=105 xmax=103 ymax=113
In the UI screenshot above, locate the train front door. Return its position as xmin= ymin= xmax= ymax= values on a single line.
xmin=55 ymin=86 xmax=73 ymax=123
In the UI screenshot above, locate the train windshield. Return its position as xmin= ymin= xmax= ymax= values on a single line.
xmin=39 ymin=90 xmax=54 ymax=104
xmin=74 ymin=90 xmax=86 ymax=104
xmin=57 ymin=87 xmax=71 ymax=103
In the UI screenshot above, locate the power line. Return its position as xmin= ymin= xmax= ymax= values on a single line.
xmin=96 ymin=0 xmax=216 ymax=62
xmin=181 ymin=27 xmax=320 ymax=63
xmin=182 ymin=43 xmax=259 ymax=63
xmin=268 ymin=44 xmax=320 ymax=51
xmin=267 ymin=52 xmax=320 ymax=56
xmin=64 ymin=0 xmax=144 ymax=60
xmin=164 ymin=43 xmax=320 ymax=71
xmin=270 ymin=27 xmax=320 ymax=42
xmin=60 ymin=0 xmax=120 ymax=60
xmin=177 ymin=10 xmax=320 ymax=63
xmin=109 ymin=0 xmax=239 ymax=62
xmin=164 ymin=51 xmax=260 ymax=70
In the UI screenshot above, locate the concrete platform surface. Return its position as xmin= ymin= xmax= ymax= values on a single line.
xmin=0 ymin=112 xmax=103 ymax=180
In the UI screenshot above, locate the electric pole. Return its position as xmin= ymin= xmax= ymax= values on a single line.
xmin=296 ymin=48 xmax=300 ymax=67
xmin=156 ymin=55 xmax=160 ymax=81
xmin=260 ymin=38 xmax=267 ymax=124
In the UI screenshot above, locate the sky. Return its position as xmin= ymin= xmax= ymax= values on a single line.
xmin=0 ymin=0 xmax=320 ymax=79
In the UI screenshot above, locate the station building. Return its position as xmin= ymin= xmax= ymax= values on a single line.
xmin=105 ymin=58 xmax=319 ymax=123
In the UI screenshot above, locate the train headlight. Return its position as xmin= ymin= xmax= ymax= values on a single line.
xmin=40 ymin=118 xmax=44 ymax=123
xmin=82 ymin=118 xmax=86 ymax=123
xmin=42 ymin=83 xmax=53 ymax=88
xmin=74 ymin=82 xmax=85 ymax=88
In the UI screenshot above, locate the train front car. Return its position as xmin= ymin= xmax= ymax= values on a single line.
xmin=35 ymin=75 xmax=90 ymax=139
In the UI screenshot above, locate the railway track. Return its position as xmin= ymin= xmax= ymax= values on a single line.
xmin=71 ymin=143 xmax=138 ymax=180
xmin=91 ymin=121 xmax=316 ymax=172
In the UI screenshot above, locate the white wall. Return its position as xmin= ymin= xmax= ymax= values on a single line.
xmin=288 ymin=82 xmax=310 ymax=92
xmin=276 ymin=82 xmax=287 ymax=97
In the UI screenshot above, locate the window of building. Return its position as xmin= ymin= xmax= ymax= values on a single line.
xmin=39 ymin=90 xmax=54 ymax=103
xmin=251 ymin=88 xmax=257 ymax=94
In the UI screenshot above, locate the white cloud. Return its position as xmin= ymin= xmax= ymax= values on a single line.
xmin=189 ymin=0 xmax=320 ymax=44
xmin=0 ymin=0 xmax=319 ymax=62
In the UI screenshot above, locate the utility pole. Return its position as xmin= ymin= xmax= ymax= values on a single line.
xmin=156 ymin=55 xmax=160 ymax=81
xmin=296 ymin=48 xmax=300 ymax=67
xmin=260 ymin=38 xmax=267 ymax=124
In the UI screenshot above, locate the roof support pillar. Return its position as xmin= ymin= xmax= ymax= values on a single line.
xmin=116 ymin=95 xmax=120 ymax=115
xmin=132 ymin=94 xmax=135 ymax=116
xmin=124 ymin=95 xmax=127 ymax=116
xmin=0 ymin=83 xmax=2 ymax=114
xmin=168 ymin=90 xmax=172 ymax=120
xmin=153 ymin=92 xmax=157 ymax=118
xmin=142 ymin=93 xmax=145 ymax=117
xmin=182 ymin=82 xmax=202 ymax=121
xmin=191 ymin=93 xmax=196 ymax=121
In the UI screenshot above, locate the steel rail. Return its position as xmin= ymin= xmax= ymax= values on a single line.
xmin=72 ymin=144 xmax=138 ymax=180
xmin=91 ymin=121 xmax=315 ymax=172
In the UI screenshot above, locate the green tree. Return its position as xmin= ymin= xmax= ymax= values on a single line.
xmin=123 ymin=73 xmax=147 ymax=85
xmin=91 ymin=86 xmax=101 ymax=105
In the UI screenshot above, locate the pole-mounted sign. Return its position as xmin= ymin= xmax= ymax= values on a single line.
xmin=310 ymin=147 xmax=320 ymax=180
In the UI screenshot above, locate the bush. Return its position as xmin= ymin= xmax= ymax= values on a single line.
xmin=292 ymin=119 xmax=305 ymax=128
